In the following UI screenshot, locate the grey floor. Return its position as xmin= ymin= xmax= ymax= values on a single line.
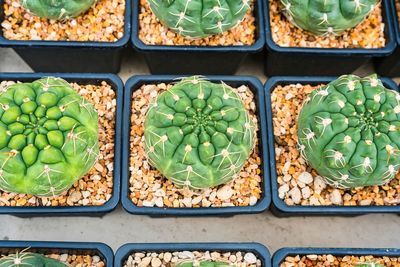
xmin=0 ymin=47 xmax=399 ymax=254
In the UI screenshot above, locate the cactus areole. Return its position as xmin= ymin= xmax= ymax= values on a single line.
xmin=0 ymin=77 xmax=99 ymax=197
xmin=297 ymin=74 xmax=400 ymax=189
xmin=20 ymin=0 xmax=96 ymax=20
xmin=144 ymin=76 xmax=256 ymax=189
xmin=147 ymin=0 xmax=251 ymax=38
xmin=280 ymin=0 xmax=379 ymax=35
xmin=176 ymin=260 xmax=232 ymax=267
xmin=0 ymin=251 xmax=68 ymax=267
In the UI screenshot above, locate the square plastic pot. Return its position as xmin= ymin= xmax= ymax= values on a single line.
xmin=0 ymin=72 xmax=123 ymax=216
xmin=0 ymin=240 xmax=113 ymax=267
xmin=263 ymin=0 xmax=396 ymax=76
xmin=131 ymin=1 xmax=264 ymax=75
xmin=115 ymin=243 xmax=271 ymax=267
xmin=0 ymin=1 xmax=131 ymax=73
xmin=375 ymin=0 xmax=400 ymax=76
xmin=121 ymin=75 xmax=271 ymax=216
xmin=273 ymin=247 xmax=400 ymax=266
xmin=265 ymin=76 xmax=400 ymax=216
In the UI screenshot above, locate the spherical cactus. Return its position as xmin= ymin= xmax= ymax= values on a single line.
xmin=280 ymin=0 xmax=378 ymax=35
xmin=297 ymin=74 xmax=400 ymax=189
xmin=144 ymin=76 xmax=256 ymax=189
xmin=176 ymin=260 xmax=232 ymax=267
xmin=20 ymin=0 xmax=96 ymax=20
xmin=147 ymin=0 xmax=250 ymax=38
xmin=0 ymin=77 xmax=99 ymax=197
xmin=0 ymin=251 xmax=67 ymax=267
xmin=356 ymin=262 xmax=385 ymax=267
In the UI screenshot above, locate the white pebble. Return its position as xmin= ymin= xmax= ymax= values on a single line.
xmin=289 ymin=186 xmax=301 ymax=204
xmin=313 ymin=176 xmax=327 ymax=193
xmin=163 ymin=252 xmax=172 ymax=262
xmin=151 ymin=257 xmax=161 ymax=267
xmin=249 ymin=196 xmax=257 ymax=206
xmin=154 ymin=197 xmax=164 ymax=208
xmin=301 ymin=186 xmax=311 ymax=199
xmin=142 ymin=200 xmax=155 ymax=207
xmin=278 ymin=183 xmax=290 ymax=199
xmin=298 ymin=171 xmax=313 ymax=184
xmin=244 ymin=253 xmax=257 ymax=264
xmin=59 ymin=254 xmax=68 ymax=262
xmin=139 ymin=257 xmax=151 ymax=267
xmin=330 ymin=189 xmax=343 ymax=205
xmin=216 ymin=185 xmax=234 ymax=200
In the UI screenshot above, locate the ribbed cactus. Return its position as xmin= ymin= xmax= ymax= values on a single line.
xmin=0 ymin=251 xmax=67 ymax=267
xmin=297 ymin=74 xmax=400 ymax=189
xmin=176 ymin=260 xmax=232 ymax=267
xmin=147 ymin=0 xmax=250 ymax=38
xmin=144 ymin=76 xmax=256 ymax=189
xmin=20 ymin=0 xmax=96 ymax=20
xmin=356 ymin=262 xmax=385 ymax=267
xmin=0 ymin=77 xmax=99 ymax=197
xmin=280 ymin=0 xmax=378 ymax=35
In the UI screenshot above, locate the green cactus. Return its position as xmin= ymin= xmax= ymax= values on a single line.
xmin=0 ymin=251 xmax=67 ymax=267
xmin=297 ymin=74 xmax=400 ymax=189
xmin=176 ymin=260 xmax=232 ymax=267
xmin=0 ymin=77 xmax=99 ymax=197
xmin=356 ymin=262 xmax=386 ymax=267
xmin=147 ymin=0 xmax=251 ymax=38
xmin=20 ymin=0 xmax=96 ymax=20
xmin=280 ymin=0 xmax=379 ymax=35
xmin=144 ymin=76 xmax=256 ymax=189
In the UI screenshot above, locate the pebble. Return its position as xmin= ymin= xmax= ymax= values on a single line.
xmin=68 ymin=191 xmax=82 ymax=203
xmin=163 ymin=252 xmax=172 ymax=262
xmin=217 ymin=185 xmax=234 ymax=201
xmin=249 ymin=196 xmax=258 ymax=206
xmin=301 ymin=186 xmax=311 ymax=199
xmin=298 ymin=171 xmax=313 ymax=184
xmin=359 ymin=199 xmax=372 ymax=206
xmin=244 ymin=253 xmax=257 ymax=264
xmin=313 ymin=176 xmax=327 ymax=193
xmin=278 ymin=183 xmax=290 ymax=199
xmin=289 ymin=186 xmax=301 ymax=204
xmin=330 ymin=189 xmax=343 ymax=205
xmin=151 ymin=257 xmax=161 ymax=267
xmin=59 ymin=254 xmax=68 ymax=262
xmin=139 ymin=257 xmax=152 ymax=267
xmin=327 ymin=254 xmax=335 ymax=263
xmin=306 ymin=254 xmax=318 ymax=260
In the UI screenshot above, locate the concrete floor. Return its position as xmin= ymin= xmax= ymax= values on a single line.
xmin=0 ymin=47 xmax=399 ymax=255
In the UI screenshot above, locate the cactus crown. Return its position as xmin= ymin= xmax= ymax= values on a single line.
xmin=355 ymin=262 xmax=386 ymax=267
xmin=297 ymin=74 xmax=400 ymax=189
xmin=144 ymin=76 xmax=256 ymax=189
xmin=280 ymin=0 xmax=379 ymax=35
xmin=176 ymin=260 xmax=232 ymax=267
xmin=0 ymin=77 xmax=99 ymax=197
xmin=0 ymin=250 xmax=67 ymax=267
xmin=20 ymin=0 xmax=96 ymax=20
xmin=147 ymin=0 xmax=251 ymax=38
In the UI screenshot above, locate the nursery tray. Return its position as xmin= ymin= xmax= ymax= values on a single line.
xmin=115 ymin=242 xmax=271 ymax=267
xmin=272 ymin=247 xmax=400 ymax=267
xmin=0 ymin=0 xmax=131 ymax=73
xmin=265 ymin=76 xmax=400 ymax=217
xmin=0 ymin=72 xmax=123 ymax=217
xmin=121 ymin=75 xmax=271 ymax=216
xmin=263 ymin=0 xmax=396 ymax=76
xmin=0 ymin=240 xmax=113 ymax=267
xmin=131 ymin=1 xmax=264 ymax=75
xmin=375 ymin=0 xmax=400 ymax=76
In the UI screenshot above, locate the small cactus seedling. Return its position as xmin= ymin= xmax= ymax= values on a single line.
xmin=20 ymin=0 xmax=96 ymax=20
xmin=0 ymin=77 xmax=99 ymax=197
xmin=144 ymin=76 xmax=256 ymax=189
xmin=147 ymin=0 xmax=251 ymax=38
xmin=297 ymin=74 xmax=400 ymax=189
xmin=0 ymin=250 xmax=67 ymax=267
xmin=356 ymin=262 xmax=386 ymax=267
xmin=176 ymin=260 xmax=232 ymax=267
xmin=280 ymin=0 xmax=379 ymax=35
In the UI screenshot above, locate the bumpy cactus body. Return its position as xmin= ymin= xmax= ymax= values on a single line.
xmin=20 ymin=0 xmax=96 ymax=20
xmin=176 ymin=260 xmax=232 ymax=267
xmin=147 ymin=0 xmax=250 ymax=38
xmin=280 ymin=0 xmax=378 ymax=35
xmin=356 ymin=262 xmax=385 ymax=267
xmin=297 ymin=74 xmax=400 ymax=189
xmin=144 ymin=76 xmax=256 ymax=189
xmin=0 ymin=77 xmax=99 ymax=197
xmin=0 ymin=251 xmax=67 ymax=267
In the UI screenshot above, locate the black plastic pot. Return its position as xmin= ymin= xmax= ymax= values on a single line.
xmin=375 ymin=0 xmax=400 ymax=76
xmin=265 ymin=76 xmax=400 ymax=216
xmin=131 ymin=1 xmax=264 ymax=75
xmin=263 ymin=0 xmax=396 ymax=76
xmin=0 ymin=240 xmax=113 ymax=267
xmin=0 ymin=1 xmax=131 ymax=73
xmin=0 ymin=72 xmax=123 ymax=216
xmin=115 ymin=243 xmax=271 ymax=267
xmin=273 ymin=247 xmax=400 ymax=266
xmin=121 ymin=75 xmax=271 ymax=216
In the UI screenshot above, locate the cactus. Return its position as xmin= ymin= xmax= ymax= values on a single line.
xmin=147 ymin=0 xmax=251 ymax=38
xmin=0 ymin=77 xmax=99 ymax=197
xmin=20 ymin=0 xmax=96 ymax=20
xmin=297 ymin=74 xmax=400 ymax=189
xmin=280 ymin=0 xmax=379 ymax=35
xmin=356 ymin=262 xmax=385 ymax=267
xmin=144 ymin=76 xmax=256 ymax=189
xmin=176 ymin=260 xmax=232 ymax=267
xmin=0 ymin=251 xmax=67 ymax=267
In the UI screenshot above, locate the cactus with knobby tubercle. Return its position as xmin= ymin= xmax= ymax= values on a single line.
xmin=176 ymin=260 xmax=233 ymax=267
xmin=0 ymin=77 xmax=99 ymax=197
xmin=20 ymin=0 xmax=96 ymax=20
xmin=147 ymin=0 xmax=251 ymax=38
xmin=297 ymin=74 xmax=400 ymax=189
xmin=0 ymin=250 xmax=68 ymax=267
xmin=280 ymin=0 xmax=379 ymax=35
xmin=144 ymin=76 xmax=256 ymax=189
xmin=356 ymin=262 xmax=386 ymax=267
